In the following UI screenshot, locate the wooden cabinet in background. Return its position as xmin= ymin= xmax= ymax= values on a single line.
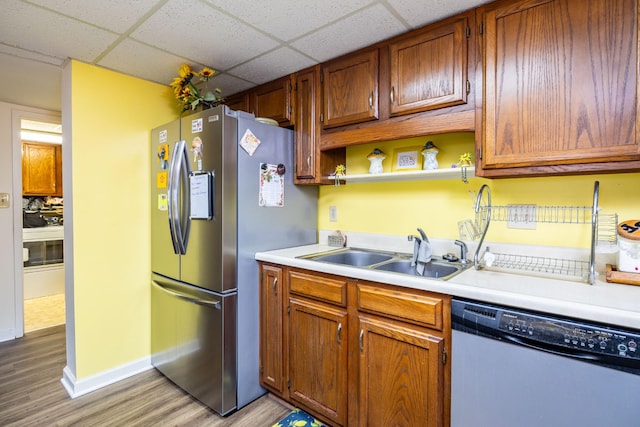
xmin=259 ymin=264 xmax=286 ymax=397
xmin=389 ymin=14 xmax=470 ymax=117
xmin=22 ymin=142 xmax=62 ymax=196
xmin=253 ymin=75 xmax=294 ymax=126
xmin=322 ymin=49 xmax=379 ymax=129
xmin=478 ymin=0 xmax=640 ymax=177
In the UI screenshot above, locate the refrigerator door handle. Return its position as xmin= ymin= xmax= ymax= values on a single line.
xmin=167 ymin=141 xmax=183 ymax=254
xmin=176 ymin=140 xmax=191 ymax=254
xmin=168 ymin=140 xmax=191 ymax=255
xmin=153 ymin=281 xmax=222 ymax=310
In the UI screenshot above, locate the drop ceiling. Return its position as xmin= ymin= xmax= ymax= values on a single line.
xmin=1 ymin=0 xmax=490 ymax=111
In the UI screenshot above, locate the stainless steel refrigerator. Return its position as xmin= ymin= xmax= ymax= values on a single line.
xmin=150 ymin=105 xmax=317 ymax=415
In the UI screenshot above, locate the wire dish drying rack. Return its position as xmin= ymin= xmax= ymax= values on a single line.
xmin=472 ymin=181 xmax=617 ymax=285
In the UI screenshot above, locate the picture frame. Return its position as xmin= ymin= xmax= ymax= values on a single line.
xmin=392 ymin=146 xmax=422 ymax=172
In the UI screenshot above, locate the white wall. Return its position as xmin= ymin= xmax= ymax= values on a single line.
xmin=0 ymin=101 xmax=61 ymax=342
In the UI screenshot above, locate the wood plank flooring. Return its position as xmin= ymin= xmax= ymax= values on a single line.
xmin=0 ymin=325 xmax=292 ymax=426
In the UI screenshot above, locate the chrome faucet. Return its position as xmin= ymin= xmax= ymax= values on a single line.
xmin=454 ymin=240 xmax=468 ymax=265
xmin=409 ymin=228 xmax=432 ymax=271
xmin=417 ymin=227 xmax=429 ymax=243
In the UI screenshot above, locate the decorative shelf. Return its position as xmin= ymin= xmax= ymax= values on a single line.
xmin=327 ymin=167 xmax=475 ymax=183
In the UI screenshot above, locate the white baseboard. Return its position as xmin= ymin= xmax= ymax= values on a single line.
xmin=61 ymin=356 xmax=153 ymax=398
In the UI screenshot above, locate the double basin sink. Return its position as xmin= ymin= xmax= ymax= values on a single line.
xmin=299 ymin=247 xmax=469 ymax=281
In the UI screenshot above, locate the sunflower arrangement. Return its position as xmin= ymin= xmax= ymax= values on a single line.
xmin=170 ymin=63 xmax=223 ymax=112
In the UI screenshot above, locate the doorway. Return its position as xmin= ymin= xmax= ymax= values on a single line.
xmin=19 ymin=117 xmax=65 ymax=333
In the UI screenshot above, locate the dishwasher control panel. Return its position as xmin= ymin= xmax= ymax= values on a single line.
xmin=452 ymin=298 xmax=640 ymax=373
xmin=497 ymin=311 xmax=640 ymax=360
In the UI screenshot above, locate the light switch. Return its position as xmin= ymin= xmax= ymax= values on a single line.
xmin=0 ymin=193 xmax=9 ymax=208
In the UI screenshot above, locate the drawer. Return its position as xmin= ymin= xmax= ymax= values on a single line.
xmin=289 ymin=269 xmax=348 ymax=306
xmin=357 ymin=282 xmax=444 ymax=330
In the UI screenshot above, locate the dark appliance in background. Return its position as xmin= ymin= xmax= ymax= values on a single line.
xmin=150 ymin=106 xmax=317 ymax=415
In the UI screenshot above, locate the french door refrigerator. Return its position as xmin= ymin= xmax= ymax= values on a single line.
xmin=150 ymin=105 xmax=317 ymax=415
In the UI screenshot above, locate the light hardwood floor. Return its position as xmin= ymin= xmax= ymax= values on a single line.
xmin=0 ymin=325 xmax=291 ymax=426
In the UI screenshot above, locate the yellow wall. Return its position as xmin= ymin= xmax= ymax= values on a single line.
xmin=319 ymin=133 xmax=640 ymax=249
xmin=69 ymin=61 xmax=176 ymax=378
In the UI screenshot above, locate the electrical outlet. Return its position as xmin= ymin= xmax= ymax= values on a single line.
xmin=329 ymin=205 xmax=338 ymax=222
xmin=507 ymin=204 xmax=537 ymax=229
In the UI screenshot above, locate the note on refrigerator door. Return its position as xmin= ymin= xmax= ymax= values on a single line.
xmin=190 ymin=172 xmax=213 ymax=219
xmin=240 ymin=128 xmax=260 ymax=156
xmin=259 ymin=163 xmax=284 ymax=207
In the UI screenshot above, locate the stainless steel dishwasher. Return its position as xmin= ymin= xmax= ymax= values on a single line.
xmin=451 ymin=298 xmax=640 ymax=427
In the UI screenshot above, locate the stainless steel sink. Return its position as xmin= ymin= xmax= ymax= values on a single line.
xmin=373 ymin=260 xmax=459 ymax=279
xmin=305 ymin=249 xmax=393 ymax=267
xmin=299 ymin=248 xmax=468 ymax=281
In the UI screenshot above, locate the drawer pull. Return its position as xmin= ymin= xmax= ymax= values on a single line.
xmin=390 ymin=86 xmax=395 ymax=104
xmin=368 ymin=92 xmax=373 ymax=109
xmin=337 ymin=323 xmax=343 ymax=344
xmin=272 ymin=277 xmax=278 ymax=295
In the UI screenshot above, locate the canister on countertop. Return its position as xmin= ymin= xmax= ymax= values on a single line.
xmin=617 ymin=219 xmax=640 ymax=273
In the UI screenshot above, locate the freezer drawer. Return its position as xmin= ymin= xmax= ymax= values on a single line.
xmin=151 ymin=274 xmax=237 ymax=415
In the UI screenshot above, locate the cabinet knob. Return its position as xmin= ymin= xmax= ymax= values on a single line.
xmin=359 ymin=329 xmax=364 ymax=352
xmin=390 ymin=86 xmax=395 ymax=104
xmin=368 ymin=92 xmax=373 ymax=109
xmin=272 ymin=277 xmax=278 ymax=295
xmin=337 ymin=323 xmax=343 ymax=344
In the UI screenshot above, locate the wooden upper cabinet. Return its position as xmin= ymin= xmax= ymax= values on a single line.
xmin=389 ymin=14 xmax=469 ymax=117
xmin=479 ymin=0 xmax=640 ymax=175
xmin=294 ymin=67 xmax=318 ymax=182
xmin=22 ymin=142 xmax=62 ymax=197
xmin=225 ymin=92 xmax=251 ymax=113
xmin=253 ymin=75 xmax=294 ymax=126
xmin=322 ymin=49 xmax=379 ymax=128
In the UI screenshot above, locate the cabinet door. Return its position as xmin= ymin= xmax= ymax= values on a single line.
xmin=259 ymin=264 xmax=286 ymax=396
xmin=323 ymin=49 xmax=379 ymax=128
xmin=480 ymin=0 xmax=640 ymax=172
xmin=294 ymin=67 xmax=318 ymax=181
xmin=22 ymin=142 xmax=62 ymax=196
xmin=358 ymin=315 xmax=445 ymax=427
xmin=390 ymin=15 xmax=469 ymax=116
xmin=289 ymin=296 xmax=348 ymax=426
xmin=225 ymin=92 xmax=251 ymax=113
xmin=253 ymin=75 xmax=293 ymax=126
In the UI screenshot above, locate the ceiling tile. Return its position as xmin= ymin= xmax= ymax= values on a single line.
xmin=208 ymin=73 xmax=255 ymax=97
xmin=292 ymin=3 xmax=406 ymax=63
xmin=98 ymin=39 xmax=194 ymax=85
xmin=2 ymin=0 xmax=118 ymax=62
xmin=0 ymin=52 xmax=62 ymax=111
xmin=387 ymin=0 xmax=490 ymax=27
xmin=130 ymin=0 xmax=280 ymax=71
xmin=206 ymin=0 xmax=373 ymax=41
xmin=0 ymin=43 xmax=66 ymax=67
xmin=26 ymin=0 xmax=162 ymax=33
xmin=228 ymin=48 xmax=316 ymax=85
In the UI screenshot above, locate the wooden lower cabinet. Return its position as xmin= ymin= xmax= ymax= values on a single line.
xmin=259 ymin=264 xmax=286 ymax=396
xmin=259 ymin=263 xmax=450 ymax=427
xmin=289 ymin=297 xmax=348 ymax=425
xmin=357 ymin=315 xmax=445 ymax=427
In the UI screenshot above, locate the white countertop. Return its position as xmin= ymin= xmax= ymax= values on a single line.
xmin=256 ymin=242 xmax=640 ymax=330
